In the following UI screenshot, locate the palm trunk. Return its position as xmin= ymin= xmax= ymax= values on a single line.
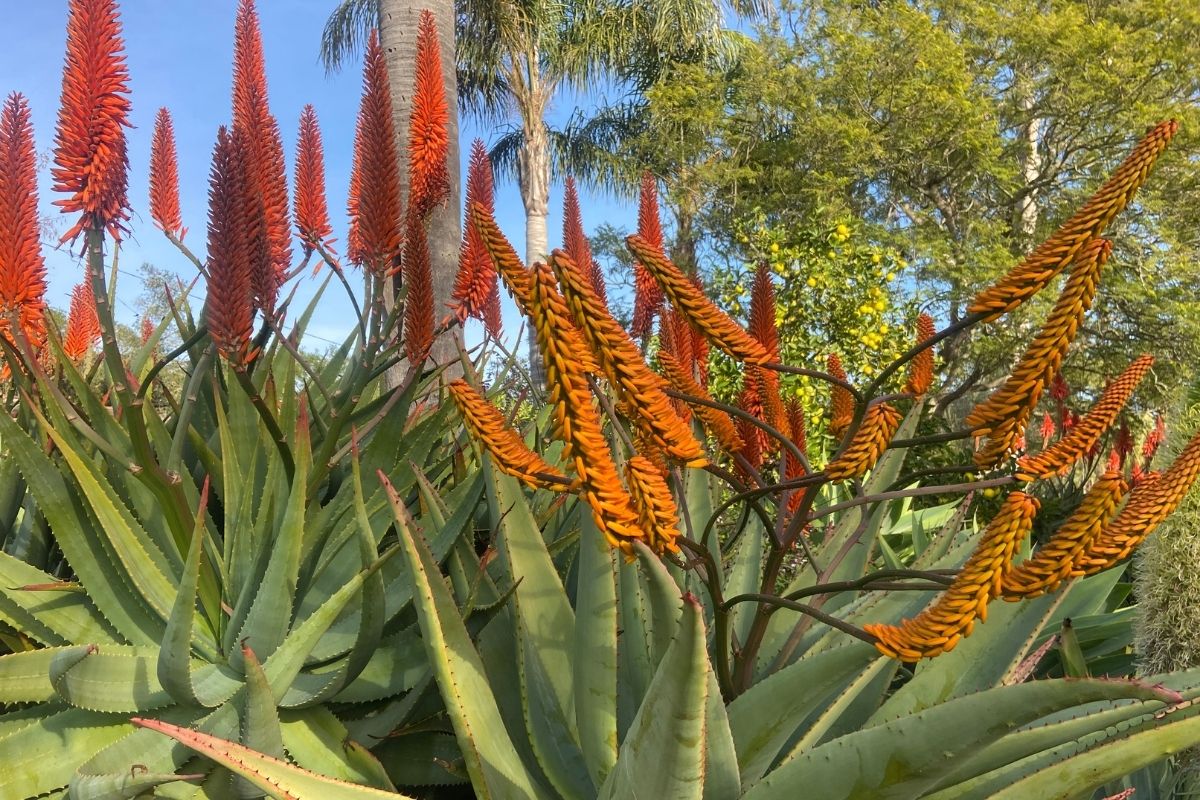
xmin=1015 ymin=71 xmax=1042 ymax=238
xmin=518 ymin=95 xmax=552 ymax=389
xmin=378 ymin=0 xmax=462 ymax=380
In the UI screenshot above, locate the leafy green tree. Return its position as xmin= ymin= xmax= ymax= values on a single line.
xmin=623 ymin=0 xmax=1200 ymax=407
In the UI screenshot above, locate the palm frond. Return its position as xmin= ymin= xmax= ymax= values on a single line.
xmin=319 ymin=0 xmax=379 ymax=73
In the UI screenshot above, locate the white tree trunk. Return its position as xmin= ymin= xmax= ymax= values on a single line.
xmin=518 ymin=104 xmax=551 ymax=388
xmin=1015 ymin=72 xmax=1042 ymax=238
xmin=378 ymin=0 xmax=462 ymax=381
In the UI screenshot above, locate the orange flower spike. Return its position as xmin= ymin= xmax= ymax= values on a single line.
xmin=1001 ymin=472 xmax=1127 ymax=599
xmin=1078 ymin=428 xmax=1200 ymax=570
xmin=749 ymin=263 xmax=789 ymax=444
xmin=825 ymin=402 xmax=904 ymax=480
xmin=1017 ymin=355 xmax=1155 ymax=480
xmin=827 ymin=353 xmax=855 ymax=440
xmin=563 ymin=176 xmax=606 ymax=303
xmin=230 ymin=0 xmax=290 ymax=312
xmin=451 ymin=139 xmax=497 ymax=324
xmin=626 ymin=455 xmax=682 ymax=555
xmin=866 ymin=492 xmax=1040 ymax=661
xmin=52 ymin=0 xmax=131 ymax=242
xmin=139 ymin=316 xmax=155 ymax=345
xmin=204 ymin=127 xmax=255 ymax=366
xmin=626 ymin=234 xmax=771 ymax=365
xmin=904 ymin=313 xmax=936 ymax=395
xmin=403 ymin=216 xmax=434 ymax=363
xmin=470 ymin=202 xmax=597 ymax=372
xmin=550 ymin=249 xmax=705 ymax=466
xmin=0 ymin=93 xmax=48 ymax=349
xmin=448 ymin=380 xmax=574 ymax=492
xmin=782 ymin=398 xmax=809 ymax=515
xmin=658 ymin=350 xmax=743 ymax=454
xmin=293 ymin=105 xmax=332 ymax=252
xmin=408 ymin=11 xmax=450 ymax=218
xmin=631 ymin=172 xmax=665 ymax=338
xmin=528 ymin=260 xmax=645 ymax=554
xmin=149 ymin=108 xmax=184 ymax=239
xmin=967 ymin=238 xmax=1111 ymax=467
xmin=351 ymin=31 xmax=403 ymax=276
xmin=970 ymin=121 xmax=1177 ymax=320
xmin=63 ymin=282 xmax=101 ymax=361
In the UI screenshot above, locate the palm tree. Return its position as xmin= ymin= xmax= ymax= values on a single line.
xmin=322 ymin=0 xmax=765 ymax=382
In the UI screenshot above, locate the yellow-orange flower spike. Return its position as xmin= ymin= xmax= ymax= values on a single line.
xmin=625 ymin=455 xmax=682 ymax=556
xmin=1075 ymin=428 xmax=1200 ymax=571
xmin=827 ymin=353 xmax=855 ymax=440
xmin=825 ymin=402 xmax=903 ymax=481
xmin=658 ymin=350 xmax=743 ymax=455
xmin=969 ymin=121 xmax=1177 ymax=320
xmin=527 ymin=260 xmax=646 ymax=553
xmin=550 ymin=249 xmax=706 ymax=467
xmin=469 ymin=201 xmax=598 ymax=374
xmin=1001 ymin=472 xmax=1127 ymax=599
xmin=904 ymin=313 xmax=936 ymax=395
xmin=626 ymin=233 xmax=771 ymax=365
xmin=448 ymin=380 xmax=575 ymax=493
xmin=967 ymin=238 xmax=1110 ymax=467
xmin=1016 ymin=355 xmax=1154 ymax=480
xmin=866 ymin=492 xmax=1040 ymax=661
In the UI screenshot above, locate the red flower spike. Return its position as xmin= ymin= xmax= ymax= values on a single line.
xmin=1050 ymin=373 xmax=1070 ymax=403
xmin=748 ymin=262 xmax=788 ymax=443
xmin=231 ymin=0 xmax=290 ymax=313
xmin=204 ymin=126 xmax=256 ymax=366
xmin=1143 ymin=414 xmax=1166 ymax=462
xmin=149 ymin=108 xmax=184 ymax=239
xmin=52 ymin=0 xmax=131 ymax=242
xmin=1115 ymin=422 xmax=1133 ymax=465
xmin=631 ymin=172 xmax=665 ymax=337
xmin=0 ymin=93 xmax=48 ymax=351
xmin=407 ymin=11 xmax=449 ymax=218
xmin=1106 ymin=449 xmax=1121 ymax=473
xmin=481 ymin=276 xmax=502 ymax=339
xmin=139 ymin=315 xmax=154 ymax=344
xmin=404 ymin=214 xmax=434 ymax=364
xmin=1039 ymin=411 xmax=1055 ymax=442
xmin=293 ymin=104 xmax=332 ymax=252
xmin=451 ymin=139 xmax=497 ymax=323
xmin=349 ymin=30 xmax=402 ymax=276
xmin=563 ymin=176 xmax=606 ymax=302
xmin=63 ymin=282 xmax=101 ymax=360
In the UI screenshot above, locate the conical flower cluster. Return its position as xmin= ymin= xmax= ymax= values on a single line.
xmin=0 ymin=93 xmax=47 ymax=352
xmin=149 ymin=108 xmax=183 ymax=239
xmin=826 ymin=402 xmax=903 ymax=480
xmin=53 ymin=0 xmax=131 ymax=242
xmin=293 ymin=105 xmax=332 ymax=253
xmin=828 ymin=354 xmax=854 ymax=440
xmin=63 ymin=282 xmax=101 ymax=361
xmin=904 ymin=313 xmax=936 ymax=396
xmin=1016 ymin=355 xmax=1155 ymax=480
xmin=451 ymin=139 xmax=501 ymax=336
xmin=630 ymin=172 xmax=664 ymax=338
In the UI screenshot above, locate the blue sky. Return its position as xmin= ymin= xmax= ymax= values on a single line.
xmin=2 ymin=0 xmax=637 ymax=350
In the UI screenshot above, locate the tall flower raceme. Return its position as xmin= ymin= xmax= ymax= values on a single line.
xmin=204 ymin=126 xmax=256 ymax=366
xmin=63 ymin=282 xmax=101 ymax=361
xmin=969 ymin=120 xmax=1178 ymax=321
xmin=825 ymin=401 xmax=904 ymax=481
xmin=292 ymin=104 xmax=332 ymax=256
xmin=967 ymin=237 xmax=1111 ymax=467
xmin=746 ymin=262 xmax=789 ymax=454
xmin=348 ymin=30 xmax=402 ymax=277
xmin=406 ymin=11 xmax=449 ymax=219
xmin=0 ymin=93 xmax=47 ymax=352
xmin=563 ymin=176 xmax=607 ymax=304
xmin=1016 ymin=354 xmax=1155 ymax=480
xmin=827 ymin=353 xmax=854 ymax=439
xmin=402 ymin=11 xmax=450 ymax=364
xmin=149 ymin=107 xmax=184 ymax=239
xmin=451 ymin=139 xmax=501 ymax=335
xmin=231 ymin=0 xmax=289 ymax=313
xmin=52 ymin=0 xmax=131 ymax=243
xmin=904 ymin=312 xmax=936 ymax=395
xmin=630 ymin=172 xmax=666 ymax=338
